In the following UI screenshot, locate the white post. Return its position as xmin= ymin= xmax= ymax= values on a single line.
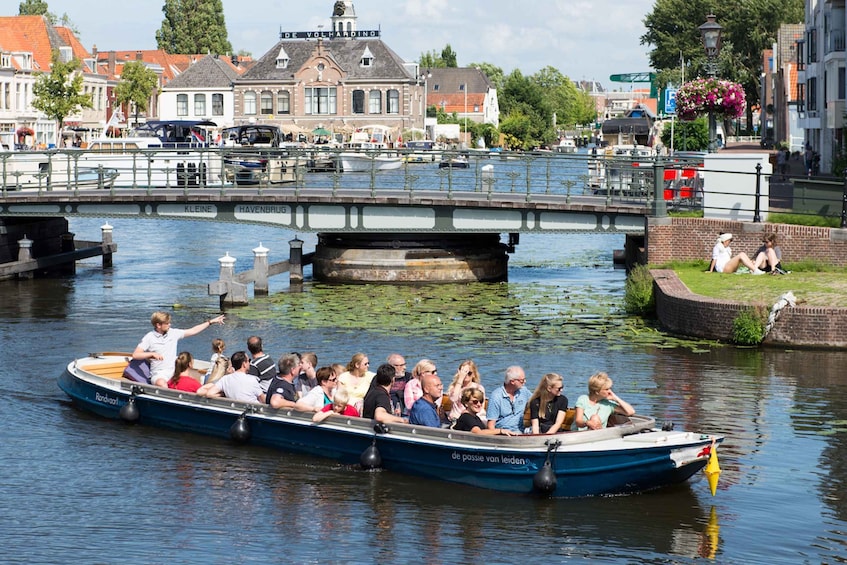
xmin=253 ymin=242 xmax=269 ymax=295
xmin=101 ymin=222 xmax=113 ymax=268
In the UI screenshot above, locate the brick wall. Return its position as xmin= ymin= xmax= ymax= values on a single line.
xmin=646 ymin=217 xmax=847 ymax=267
xmin=652 ymin=269 xmax=847 ymax=349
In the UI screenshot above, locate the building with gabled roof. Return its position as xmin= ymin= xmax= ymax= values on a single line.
xmin=426 ymin=67 xmax=499 ymax=129
xmin=159 ymin=54 xmax=249 ymax=127
xmin=0 ymin=15 xmax=107 ymax=146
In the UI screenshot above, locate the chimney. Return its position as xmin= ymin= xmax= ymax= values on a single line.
xmin=231 ymin=54 xmax=238 ymax=67
xmin=136 ymin=51 xmax=143 ymax=61
xmin=108 ymin=51 xmax=116 ymax=75
xmin=92 ymin=45 xmax=97 ymax=58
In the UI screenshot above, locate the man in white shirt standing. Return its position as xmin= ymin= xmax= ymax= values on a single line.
xmin=132 ymin=311 xmax=225 ymax=387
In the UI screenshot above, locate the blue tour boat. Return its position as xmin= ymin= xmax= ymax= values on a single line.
xmin=59 ymin=353 xmax=723 ymax=498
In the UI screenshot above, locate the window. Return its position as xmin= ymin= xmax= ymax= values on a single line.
xmin=275 ymin=46 xmax=289 ymax=69
xmin=194 ymin=93 xmax=206 ymax=116
xmin=260 ymin=91 xmax=273 ymax=114
xmin=244 ymin=91 xmax=256 ymax=115
xmin=360 ymin=47 xmax=374 ymax=67
xmin=807 ymin=78 xmax=817 ymax=112
xmin=840 ymin=68 xmax=846 ymax=100
xmin=386 ymin=89 xmax=399 ymax=114
xmin=807 ymin=29 xmax=818 ymax=63
xmin=278 ymin=91 xmax=290 ymax=114
xmin=177 ymin=94 xmax=188 ymax=116
xmin=212 ymin=93 xmax=223 ymax=116
xmin=352 ymin=90 xmax=365 ymax=114
xmin=305 ymin=87 xmax=337 ymax=115
xmin=369 ymin=90 xmax=381 ymax=114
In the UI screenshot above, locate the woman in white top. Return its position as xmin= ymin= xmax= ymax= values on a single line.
xmin=709 ymin=233 xmax=763 ymax=274
xmin=295 ymin=366 xmax=337 ymax=412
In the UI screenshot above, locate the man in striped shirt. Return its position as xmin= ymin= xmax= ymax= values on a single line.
xmin=246 ymin=336 xmax=277 ymax=392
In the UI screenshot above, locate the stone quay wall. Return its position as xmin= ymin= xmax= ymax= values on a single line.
xmin=646 ymin=218 xmax=847 ymax=349
xmin=651 ymin=269 xmax=847 ymax=349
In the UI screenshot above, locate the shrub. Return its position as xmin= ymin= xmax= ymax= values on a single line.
xmin=732 ymin=307 xmax=767 ymax=345
xmin=624 ymin=264 xmax=655 ymax=315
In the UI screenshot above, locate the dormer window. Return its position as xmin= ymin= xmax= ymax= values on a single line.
xmin=275 ymin=46 xmax=290 ymax=69
xmin=0 ymin=53 xmax=9 ymax=68
xmin=360 ymin=46 xmax=374 ymax=67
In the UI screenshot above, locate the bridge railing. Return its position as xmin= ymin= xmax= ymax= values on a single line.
xmin=0 ymin=146 xmax=763 ymax=215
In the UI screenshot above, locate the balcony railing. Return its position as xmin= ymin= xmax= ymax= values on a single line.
xmin=826 ymin=28 xmax=846 ymax=54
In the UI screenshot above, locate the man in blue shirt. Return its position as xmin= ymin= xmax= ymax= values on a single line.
xmin=409 ymin=372 xmax=443 ymax=427
xmin=487 ymin=366 xmax=531 ymax=433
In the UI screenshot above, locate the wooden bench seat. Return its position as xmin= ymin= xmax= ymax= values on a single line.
xmin=81 ymin=360 xmax=130 ymax=380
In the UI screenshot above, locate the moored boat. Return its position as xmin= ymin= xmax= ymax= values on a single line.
xmin=59 ymin=353 xmax=723 ymax=498
xmin=340 ymin=125 xmax=402 ymax=172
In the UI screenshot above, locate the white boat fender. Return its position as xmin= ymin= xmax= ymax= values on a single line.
xmin=360 ymin=438 xmax=382 ymax=470
xmin=533 ymin=439 xmax=561 ymax=494
xmin=119 ymin=387 xmax=141 ymax=423
xmin=230 ymin=413 xmax=251 ymax=444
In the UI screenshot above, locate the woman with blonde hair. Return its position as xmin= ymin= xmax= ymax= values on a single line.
xmin=573 ymin=372 xmax=635 ymax=431
xmin=404 ymin=359 xmax=437 ymax=412
xmin=446 ymin=359 xmax=485 ymax=422
xmin=336 ymin=353 xmax=375 ymax=413
xmin=168 ymin=351 xmax=202 ymax=393
xmin=528 ymin=373 xmax=569 ymax=434
xmin=453 ymin=388 xmax=513 ymax=436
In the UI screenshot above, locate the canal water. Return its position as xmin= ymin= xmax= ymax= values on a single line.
xmin=1 ymin=218 xmax=845 ymax=564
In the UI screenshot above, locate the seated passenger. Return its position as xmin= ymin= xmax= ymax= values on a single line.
xmin=408 ymin=372 xmax=443 ymax=427
xmin=573 ymin=372 xmax=635 ymax=431
xmin=295 ymin=366 xmax=337 ymax=413
xmin=294 ymin=352 xmax=318 ymax=398
xmin=362 ymin=363 xmax=407 ymax=424
xmin=167 ymin=351 xmax=202 ymax=393
xmin=313 ymin=388 xmax=360 ymax=423
xmin=404 ymin=359 xmax=436 ymax=412
xmin=753 ymin=233 xmax=784 ymax=274
xmin=486 ymin=366 xmax=531 ymax=434
xmin=453 ymin=388 xmax=513 ymax=436
xmin=709 ymin=233 xmax=764 ymax=274
xmin=265 ymin=353 xmax=301 ymax=410
xmin=196 ymin=351 xmax=262 ymax=403
xmin=528 ymin=372 xmax=569 ymax=434
xmin=446 ymin=359 xmax=486 ymax=423
xmin=337 ymin=353 xmax=375 ymax=413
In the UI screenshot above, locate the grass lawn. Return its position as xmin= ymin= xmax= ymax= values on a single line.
xmin=668 ymin=261 xmax=847 ymax=308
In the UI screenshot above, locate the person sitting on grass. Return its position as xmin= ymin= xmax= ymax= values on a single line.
xmin=708 ymin=233 xmax=764 ymax=274
xmin=753 ymin=233 xmax=785 ymax=274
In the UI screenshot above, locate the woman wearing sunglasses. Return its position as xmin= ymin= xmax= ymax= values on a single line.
xmin=453 ymin=388 xmax=513 ymax=436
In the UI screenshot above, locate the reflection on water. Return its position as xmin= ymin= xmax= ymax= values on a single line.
xmin=1 ymin=218 xmax=847 ymax=563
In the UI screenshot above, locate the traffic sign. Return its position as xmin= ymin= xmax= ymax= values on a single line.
xmin=665 ymin=88 xmax=678 ymax=115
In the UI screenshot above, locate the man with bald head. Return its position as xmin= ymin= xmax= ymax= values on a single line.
xmin=408 ymin=370 xmax=443 ymax=427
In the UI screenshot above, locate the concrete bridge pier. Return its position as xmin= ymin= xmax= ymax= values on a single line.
xmin=311 ymin=233 xmax=510 ymax=283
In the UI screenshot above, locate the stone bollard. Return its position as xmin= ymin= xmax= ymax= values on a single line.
xmin=253 ymin=242 xmax=269 ymax=295
xmin=289 ymin=237 xmax=304 ymax=283
xmin=17 ymin=236 xmax=33 ymax=279
xmin=101 ymin=223 xmax=113 ymax=268
xmin=215 ymin=252 xmax=247 ymax=307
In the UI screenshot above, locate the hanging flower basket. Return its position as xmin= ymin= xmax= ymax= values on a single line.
xmin=16 ymin=126 xmax=34 ymax=138
xmin=676 ymin=78 xmax=746 ymax=121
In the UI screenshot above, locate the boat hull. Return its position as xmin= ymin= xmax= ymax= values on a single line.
xmin=59 ymin=355 xmax=722 ymax=497
xmin=340 ymin=153 xmax=402 ymax=172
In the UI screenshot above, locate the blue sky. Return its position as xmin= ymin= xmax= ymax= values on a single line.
xmin=43 ymin=0 xmax=655 ymax=90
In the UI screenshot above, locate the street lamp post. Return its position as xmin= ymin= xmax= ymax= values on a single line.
xmin=699 ymin=14 xmax=722 ymax=153
xmin=419 ymin=68 xmax=431 ymax=134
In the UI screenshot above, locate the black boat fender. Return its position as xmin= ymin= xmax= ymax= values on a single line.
xmin=119 ymin=386 xmax=141 ymax=423
xmin=230 ymin=412 xmax=251 ymax=444
xmin=533 ymin=439 xmax=561 ymax=495
xmin=361 ymin=423 xmax=390 ymax=469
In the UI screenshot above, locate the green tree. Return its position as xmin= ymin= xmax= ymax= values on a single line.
xmin=114 ymin=61 xmax=160 ymax=128
xmin=530 ymin=66 xmax=595 ymax=128
xmin=156 ymin=0 xmax=232 ymax=54
xmin=18 ymin=0 xmax=48 ymax=15
xmin=32 ymin=50 xmax=93 ymax=147
xmin=499 ymin=70 xmax=554 ymax=149
xmin=441 ymin=44 xmax=458 ymax=67
xmin=642 ymin=0 xmax=803 ymax=126
xmin=659 ymin=117 xmax=709 ymax=151
xmin=419 ymin=50 xmax=444 ymax=69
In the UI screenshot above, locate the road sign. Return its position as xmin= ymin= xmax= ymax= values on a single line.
xmin=665 ymin=88 xmax=678 ymax=115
